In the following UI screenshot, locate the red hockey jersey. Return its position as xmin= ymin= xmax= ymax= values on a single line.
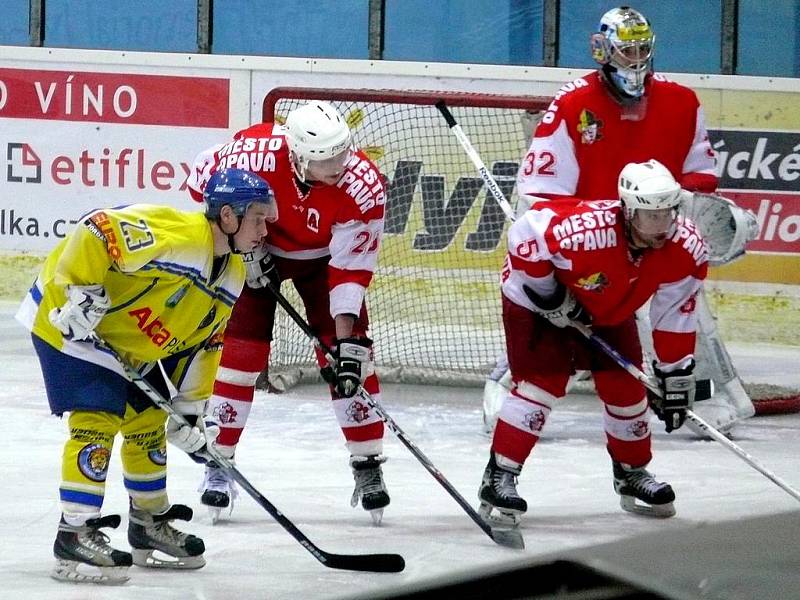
xmin=187 ymin=123 xmax=386 ymax=318
xmin=517 ymin=71 xmax=717 ymax=201
xmin=502 ymin=199 xmax=708 ymax=368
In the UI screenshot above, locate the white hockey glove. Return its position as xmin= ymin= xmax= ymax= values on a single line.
xmin=523 ymin=284 xmax=591 ymax=328
xmin=333 ymin=337 xmax=372 ymax=398
xmin=648 ymin=360 xmax=696 ymax=433
xmin=49 ymin=284 xmax=111 ymax=341
xmin=242 ymin=245 xmax=279 ymax=289
xmin=682 ymin=192 xmax=758 ymax=266
xmin=166 ymin=405 xmax=221 ymax=458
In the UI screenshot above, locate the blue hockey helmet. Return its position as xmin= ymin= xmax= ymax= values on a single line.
xmin=203 ymin=168 xmax=277 ymax=221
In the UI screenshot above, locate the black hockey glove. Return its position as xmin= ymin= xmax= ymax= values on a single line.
xmin=648 ymin=360 xmax=696 ymax=433
xmin=243 ymin=247 xmax=279 ymax=289
xmin=333 ymin=337 xmax=372 ymax=398
xmin=523 ymin=284 xmax=591 ymax=328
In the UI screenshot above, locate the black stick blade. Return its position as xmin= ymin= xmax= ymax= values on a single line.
xmin=323 ymin=552 xmax=405 ymax=573
xmin=490 ymin=528 xmax=525 ymax=550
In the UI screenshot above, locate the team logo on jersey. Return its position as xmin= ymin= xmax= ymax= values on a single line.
xmin=523 ymin=409 xmax=547 ymax=432
xmin=577 ymin=272 xmax=609 ymax=292
xmin=627 ymin=419 xmax=650 ymax=438
xmin=577 ymin=109 xmax=603 ymax=144
xmin=148 ymin=447 xmax=167 ymax=466
xmin=78 ymin=443 xmax=111 ymax=482
xmin=213 ymin=402 xmax=238 ymax=425
xmin=345 ymin=400 xmax=371 ymax=423
xmin=306 ymin=208 xmax=320 ymax=233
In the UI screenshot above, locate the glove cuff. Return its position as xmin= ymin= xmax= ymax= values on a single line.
xmin=653 ymin=358 xmax=695 ymax=378
xmin=171 ymin=398 xmax=206 ymax=416
xmin=335 ymin=336 xmax=373 ymax=349
xmin=523 ymin=284 xmax=566 ymax=311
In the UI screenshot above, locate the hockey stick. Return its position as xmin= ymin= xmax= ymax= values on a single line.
xmin=569 ymin=322 xmax=800 ymax=504
xmin=436 ymin=100 xmax=519 ymax=222
xmin=265 ymin=280 xmax=524 ymax=550
xmin=93 ymin=336 xmax=405 ymax=573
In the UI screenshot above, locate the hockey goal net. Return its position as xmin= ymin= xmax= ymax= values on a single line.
xmin=262 ymin=87 xmax=549 ymax=388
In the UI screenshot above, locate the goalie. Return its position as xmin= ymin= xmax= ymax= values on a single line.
xmin=484 ymin=5 xmax=757 ymax=435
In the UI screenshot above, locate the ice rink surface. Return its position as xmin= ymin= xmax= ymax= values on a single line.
xmin=1 ymin=299 xmax=799 ymax=599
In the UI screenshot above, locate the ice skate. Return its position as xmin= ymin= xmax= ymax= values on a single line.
xmin=612 ymin=460 xmax=676 ymax=518
xmin=478 ymin=454 xmax=527 ymax=528
xmin=128 ymin=504 xmax=206 ymax=569
xmin=51 ymin=514 xmax=132 ymax=585
xmin=350 ymin=455 xmax=390 ymax=525
xmin=199 ymin=462 xmax=239 ymax=524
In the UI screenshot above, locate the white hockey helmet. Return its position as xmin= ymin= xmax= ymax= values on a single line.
xmin=618 ymin=159 xmax=683 ymax=242
xmin=283 ymin=100 xmax=352 ymax=183
xmin=591 ymin=6 xmax=655 ymax=99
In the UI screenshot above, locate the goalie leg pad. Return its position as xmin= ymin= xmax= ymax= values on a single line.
xmin=691 ymin=291 xmax=755 ymax=432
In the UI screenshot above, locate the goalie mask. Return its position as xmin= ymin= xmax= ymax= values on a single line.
xmin=283 ymin=100 xmax=353 ymax=185
xmin=618 ymin=159 xmax=683 ymax=248
xmin=591 ymin=6 xmax=655 ymax=100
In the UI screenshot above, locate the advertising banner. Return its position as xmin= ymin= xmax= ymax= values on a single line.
xmin=0 ymin=66 xmax=232 ymax=252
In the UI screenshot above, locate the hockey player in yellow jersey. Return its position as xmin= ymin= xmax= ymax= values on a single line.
xmin=15 ymin=168 xmax=276 ymax=585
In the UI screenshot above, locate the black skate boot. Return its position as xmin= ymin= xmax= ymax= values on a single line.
xmin=199 ymin=462 xmax=238 ymax=524
xmin=128 ymin=504 xmax=206 ymax=569
xmin=612 ymin=460 xmax=676 ymax=518
xmin=478 ymin=453 xmax=527 ymax=527
xmin=350 ymin=455 xmax=390 ymax=525
xmin=52 ymin=514 xmax=133 ymax=584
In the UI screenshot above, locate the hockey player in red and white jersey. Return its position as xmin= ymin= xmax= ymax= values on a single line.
xmin=186 ymin=101 xmax=389 ymax=524
xmin=490 ymin=5 xmax=754 ymax=434
xmin=479 ymin=159 xmax=706 ymax=525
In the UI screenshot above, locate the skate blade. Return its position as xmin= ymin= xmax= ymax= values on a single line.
xmin=369 ymin=508 xmax=384 ymax=526
xmin=132 ymin=548 xmax=206 ymax=569
xmin=51 ymin=559 xmax=130 ymax=585
xmin=208 ymin=507 xmax=223 ymax=525
xmin=478 ymin=502 xmax=522 ymax=528
xmin=619 ymin=496 xmax=676 ymax=518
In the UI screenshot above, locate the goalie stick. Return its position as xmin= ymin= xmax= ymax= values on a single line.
xmin=436 ymin=100 xmax=520 ymax=221
xmin=569 ymin=322 xmax=800 ymax=504
xmin=264 ymin=280 xmax=524 ymax=550
xmin=94 ymin=336 xmax=405 ymax=573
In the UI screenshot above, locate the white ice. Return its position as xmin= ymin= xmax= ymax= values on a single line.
xmin=1 ymin=299 xmax=799 ymax=600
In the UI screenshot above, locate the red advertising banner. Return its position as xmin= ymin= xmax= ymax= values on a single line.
xmin=0 ymin=68 xmax=229 ymax=127
xmin=722 ymin=190 xmax=800 ymax=255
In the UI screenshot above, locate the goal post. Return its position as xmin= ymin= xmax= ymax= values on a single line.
xmin=261 ymin=87 xmax=550 ymax=388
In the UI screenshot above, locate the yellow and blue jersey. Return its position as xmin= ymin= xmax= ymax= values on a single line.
xmin=16 ymin=204 xmax=245 ymax=406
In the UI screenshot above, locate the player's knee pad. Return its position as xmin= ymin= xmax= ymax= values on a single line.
xmin=603 ymin=398 xmax=651 ymax=443
xmin=496 ymin=380 xmax=555 ymax=434
xmin=119 ymin=406 xmax=168 ymax=507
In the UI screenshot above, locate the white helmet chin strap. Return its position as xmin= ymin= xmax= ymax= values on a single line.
xmin=289 ymin=150 xmax=310 ymax=183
